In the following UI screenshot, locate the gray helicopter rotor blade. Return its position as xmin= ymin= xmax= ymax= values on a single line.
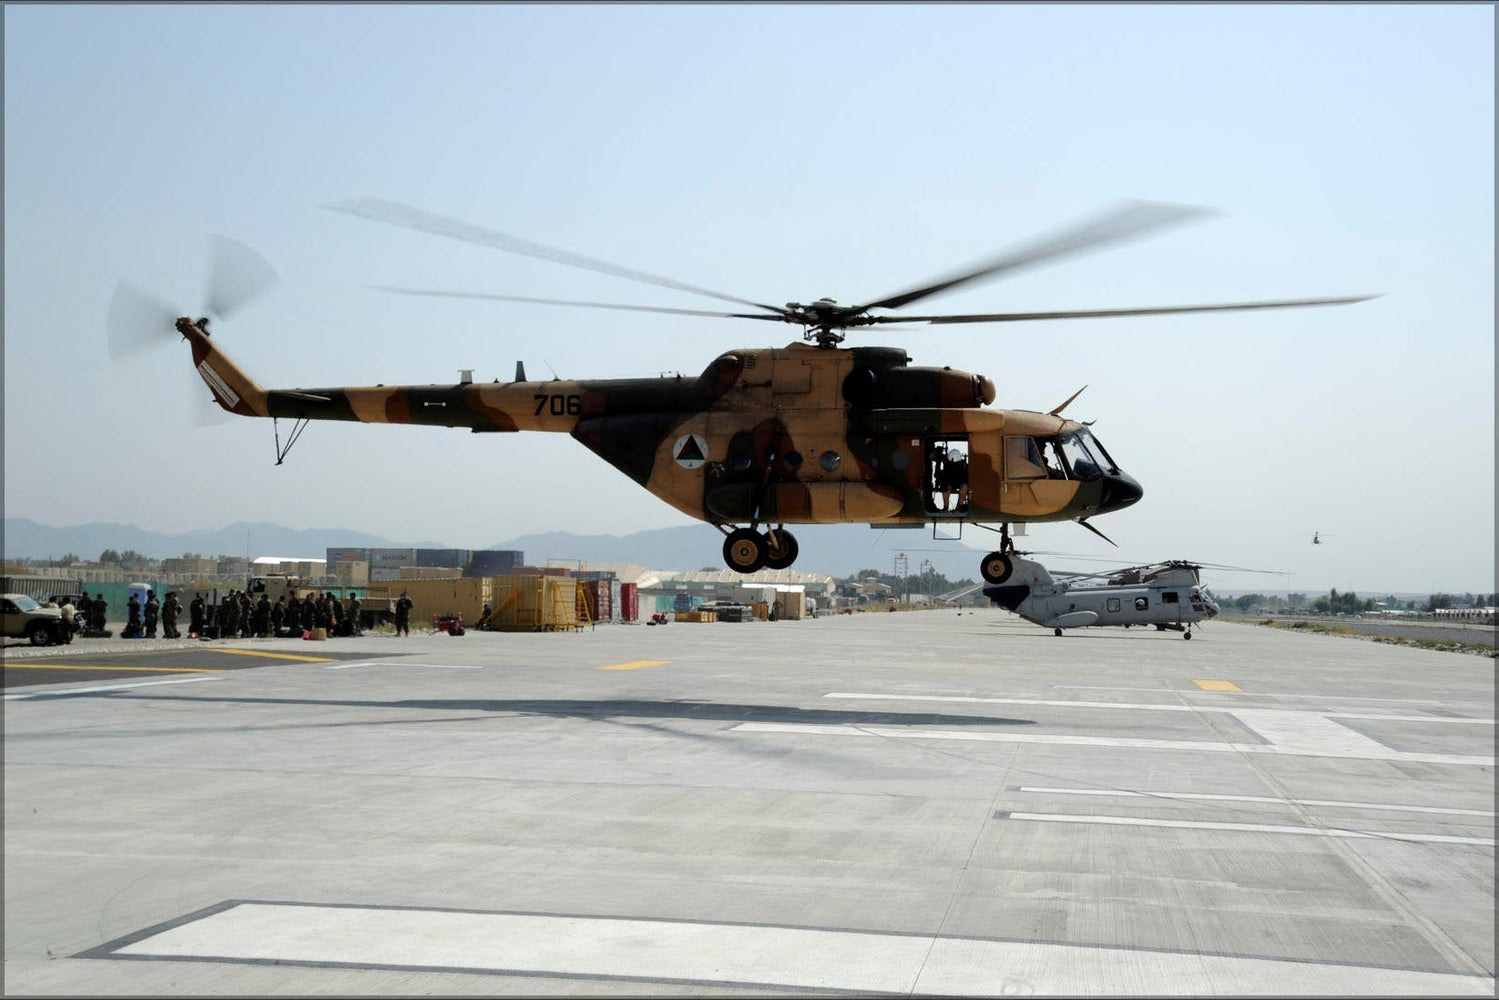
xmin=871 ymin=294 xmax=1378 ymax=326
xmin=328 ymin=197 xmax=786 ymax=317
xmin=371 ymin=287 xmax=787 ymax=322
xmin=855 ymin=200 xmax=1215 ymax=313
xmin=204 ymin=235 xmax=279 ymax=321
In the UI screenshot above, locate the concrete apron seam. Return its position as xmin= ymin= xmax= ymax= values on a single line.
xmin=1171 ymin=687 xmax=1491 ymax=980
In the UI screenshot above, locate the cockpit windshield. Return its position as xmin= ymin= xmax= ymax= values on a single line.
xmin=1058 ymin=428 xmax=1118 ymax=481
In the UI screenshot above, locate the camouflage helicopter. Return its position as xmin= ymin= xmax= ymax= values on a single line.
xmin=108 ymin=200 xmax=1372 ymax=582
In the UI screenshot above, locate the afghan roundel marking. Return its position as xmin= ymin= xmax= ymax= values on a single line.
xmin=673 ymin=433 xmax=709 ymax=469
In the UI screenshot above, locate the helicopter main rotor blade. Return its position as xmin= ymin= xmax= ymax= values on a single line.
xmin=371 ymin=287 xmax=789 ymax=322
xmin=204 ymin=235 xmax=280 ymax=320
xmin=328 ymin=197 xmax=787 ymax=317
xmin=855 ymin=200 xmax=1214 ymax=313
xmin=871 ymin=294 xmax=1379 ymax=326
xmin=1183 ymin=560 xmax=1289 ymax=575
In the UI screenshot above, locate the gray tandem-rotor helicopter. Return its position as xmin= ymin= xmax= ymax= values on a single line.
xmin=982 ymin=554 xmax=1281 ymax=638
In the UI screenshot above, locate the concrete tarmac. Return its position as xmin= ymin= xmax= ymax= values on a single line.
xmin=4 ymin=611 xmax=1494 ymax=995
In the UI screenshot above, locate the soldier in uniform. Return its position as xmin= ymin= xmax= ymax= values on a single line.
xmin=346 ymin=592 xmax=362 ymax=636
xmin=77 ymin=593 xmax=93 ymax=630
xmin=254 ymin=593 xmax=271 ymax=637
xmin=143 ymin=590 xmax=160 ymax=639
xmin=271 ymin=596 xmax=286 ymax=637
xmin=189 ymin=593 xmax=206 ymax=636
xmin=395 ymin=591 xmax=413 ymax=637
xmin=329 ymin=591 xmax=345 ymax=636
xmin=91 ymin=594 xmax=108 ymax=632
xmin=163 ymin=592 xmax=181 ymax=639
xmin=125 ymin=593 xmax=142 ymax=638
xmin=239 ymin=591 xmax=253 ymax=638
xmin=223 ymin=591 xmax=241 ymax=640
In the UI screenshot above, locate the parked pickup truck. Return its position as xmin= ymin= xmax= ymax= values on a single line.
xmin=1 ymin=593 xmax=72 ymax=646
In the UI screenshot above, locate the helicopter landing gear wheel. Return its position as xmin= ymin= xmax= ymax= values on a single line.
xmin=1054 ymin=627 xmax=1063 ymax=637
xmin=980 ymin=551 xmax=1013 ymax=585
xmin=1183 ymin=630 xmax=1192 ymax=640
xmin=723 ymin=528 xmax=767 ymax=573
xmin=763 ymin=528 xmax=798 ymax=570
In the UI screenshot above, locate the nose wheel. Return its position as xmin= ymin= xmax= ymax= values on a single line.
xmin=980 ymin=523 xmax=1016 ymax=584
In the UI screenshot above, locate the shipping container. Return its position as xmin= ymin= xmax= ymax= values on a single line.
xmin=333 ymin=561 xmax=370 ymax=587
xmin=620 ymin=582 xmax=639 ymax=621
xmin=417 ymin=548 xmax=471 ymax=569
xmin=398 ymin=566 xmax=463 ymax=580
xmin=468 ymin=550 xmax=524 ymax=577
xmin=580 ymin=580 xmax=614 ymax=622
xmin=370 ymin=548 xmax=417 ymax=568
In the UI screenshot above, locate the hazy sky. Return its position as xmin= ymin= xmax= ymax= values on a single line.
xmin=4 ymin=4 xmax=1493 ymax=594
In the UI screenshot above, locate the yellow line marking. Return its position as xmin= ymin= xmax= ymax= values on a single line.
xmin=597 ymin=660 xmax=671 ymax=671
xmin=1193 ymin=679 xmax=1242 ymax=692
xmin=2 ymin=664 xmax=222 ymax=673
xmin=207 ymin=648 xmax=337 ymax=663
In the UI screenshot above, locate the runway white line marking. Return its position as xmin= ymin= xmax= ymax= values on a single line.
xmin=731 ymin=723 xmax=1496 ymax=766
xmin=321 ymin=661 xmax=480 ymax=670
xmin=1015 ymin=787 xmax=1497 ymax=818
xmin=1053 ymin=686 xmax=1449 ymax=704
xmin=3 ymin=676 xmax=219 ymax=700
xmin=823 ymin=692 xmax=1495 ymax=724
xmin=110 ymin=902 xmax=1496 ymax=996
xmin=1002 ymin=812 xmax=1497 ymax=847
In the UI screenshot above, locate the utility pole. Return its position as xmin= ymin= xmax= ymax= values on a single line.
xmin=920 ymin=559 xmax=933 ymax=605
xmin=894 ymin=552 xmax=908 ymax=606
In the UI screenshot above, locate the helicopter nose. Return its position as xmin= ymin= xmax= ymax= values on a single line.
xmin=1099 ymin=472 xmax=1143 ymax=513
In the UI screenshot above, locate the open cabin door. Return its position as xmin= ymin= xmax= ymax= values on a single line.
xmin=924 ymin=436 xmax=971 ymax=515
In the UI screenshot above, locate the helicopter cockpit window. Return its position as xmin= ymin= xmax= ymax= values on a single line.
xmin=1058 ymin=428 xmax=1116 ymax=481
xmin=1004 ymin=436 xmax=1047 ymax=480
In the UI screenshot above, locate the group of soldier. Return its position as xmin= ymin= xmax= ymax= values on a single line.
xmin=97 ymin=588 xmax=367 ymax=640
xmin=194 ymin=589 xmax=366 ymax=639
xmin=65 ymin=587 xmax=419 ymax=641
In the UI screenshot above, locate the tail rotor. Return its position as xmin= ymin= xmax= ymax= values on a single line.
xmin=104 ymin=236 xmax=278 ymax=423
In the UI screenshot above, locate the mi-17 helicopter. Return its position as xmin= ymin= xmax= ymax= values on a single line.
xmin=984 ymin=554 xmax=1265 ymax=638
xmin=108 ymin=199 xmax=1373 ymax=582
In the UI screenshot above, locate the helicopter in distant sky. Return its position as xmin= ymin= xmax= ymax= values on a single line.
xmin=107 ymin=199 xmax=1373 ymax=580
xmin=983 ymin=554 xmax=1281 ymax=638
xmin=1313 ymin=532 xmax=1322 ymax=545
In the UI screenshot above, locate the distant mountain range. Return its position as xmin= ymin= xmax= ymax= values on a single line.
xmin=4 ymin=518 xmax=993 ymax=580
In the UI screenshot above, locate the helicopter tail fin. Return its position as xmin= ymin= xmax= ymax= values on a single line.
xmin=177 ymin=317 xmax=270 ymax=418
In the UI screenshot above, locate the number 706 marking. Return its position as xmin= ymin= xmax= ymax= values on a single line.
xmin=534 ymin=393 xmax=582 ymax=416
